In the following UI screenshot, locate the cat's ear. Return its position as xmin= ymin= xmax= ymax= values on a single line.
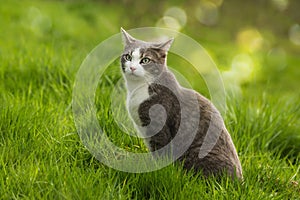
xmin=153 ymin=38 xmax=174 ymax=52
xmin=121 ymin=27 xmax=136 ymax=45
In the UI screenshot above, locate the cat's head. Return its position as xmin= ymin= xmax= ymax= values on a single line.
xmin=120 ymin=28 xmax=173 ymax=83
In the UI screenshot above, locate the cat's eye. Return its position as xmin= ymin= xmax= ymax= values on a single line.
xmin=124 ymin=54 xmax=132 ymax=61
xmin=140 ymin=57 xmax=151 ymax=64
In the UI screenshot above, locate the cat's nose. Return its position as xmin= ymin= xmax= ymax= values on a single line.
xmin=130 ymin=66 xmax=136 ymax=72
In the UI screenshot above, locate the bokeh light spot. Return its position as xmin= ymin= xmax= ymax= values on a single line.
xmin=271 ymin=0 xmax=289 ymax=11
xmin=156 ymin=7 xmax=187 ymax=32
xmin=157 ymin=16 xmax=181 ymax=31
xmin=195 ymin=1 xmax=219 ymax=26
xmin=222 ymin=54 xmax=254 ymax=95
xmin=236 ymin=28 xmax=264 ymax=53
xmin=164 ymin=7 xmax=187 ymax=28
xmin=210 ymin=0 xmax=224 ymax=7
xmin=289 ymin=24 xmax=300 ymax=46
xmin=231 ymin=54 xmax=254 ymax=82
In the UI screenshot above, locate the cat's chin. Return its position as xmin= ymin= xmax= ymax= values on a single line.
xmin=125 ymin=73 xmax=144 ymax=81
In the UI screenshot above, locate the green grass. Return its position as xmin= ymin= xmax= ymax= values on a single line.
xmin=1 ymin=0 xmax=300 ymax=199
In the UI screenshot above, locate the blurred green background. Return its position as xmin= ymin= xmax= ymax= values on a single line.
xmin=1 ymin=0 xmax=300 ymax=99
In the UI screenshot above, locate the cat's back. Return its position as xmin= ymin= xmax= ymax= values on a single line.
xmin=151 ymin=80 xmax=243 ymax=179
xmin=182 ymin=92 xmax=243 ymax=179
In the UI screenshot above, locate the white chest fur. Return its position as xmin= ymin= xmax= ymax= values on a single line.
xmin=126 ymin=82 xmax=150 ymax=125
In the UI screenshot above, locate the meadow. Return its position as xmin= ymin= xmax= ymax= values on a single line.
xmin=1 ymin=0 xmax=299 ymax=199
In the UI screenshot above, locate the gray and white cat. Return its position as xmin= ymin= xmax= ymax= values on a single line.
xmin=120 ymin=28 xmax=243 ymax=179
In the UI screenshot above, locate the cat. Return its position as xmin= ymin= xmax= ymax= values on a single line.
xmin=120 ymin=28 xmax=243 ymax=179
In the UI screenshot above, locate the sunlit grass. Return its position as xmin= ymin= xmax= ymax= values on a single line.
xmin=1 ymin=0 xmax=299 ymax=199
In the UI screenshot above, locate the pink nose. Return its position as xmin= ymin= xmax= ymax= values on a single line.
xmin=130 ymin=66 xmax=136 ymax=71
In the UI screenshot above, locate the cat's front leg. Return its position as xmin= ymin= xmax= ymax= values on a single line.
xmin=146 ymin=125 xmax=173 ymax=155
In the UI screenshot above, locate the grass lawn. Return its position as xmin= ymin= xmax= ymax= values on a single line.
xmin=1 ymin=0 xmax=299 ymax=199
